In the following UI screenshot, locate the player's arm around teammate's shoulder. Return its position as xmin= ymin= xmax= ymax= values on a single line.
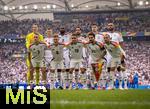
xmin=115 ymin=31 xmax=124 ymax=48
xmin=63 ymin=41 xmax=72 ymax=48
xmin=99 ymin=42 xmax=107 ymax=57
xmin=82 ymin=40 xmax=90 ymax=48
xmin=111 ymin=41 xmax=125 ymax=58
xmin=38 ymin=33 xmax=44 ymax=41
xmin=111 ymin=41 xmax=120 ymax=48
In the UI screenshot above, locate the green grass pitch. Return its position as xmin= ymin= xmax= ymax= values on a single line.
xmin=50 ymin=89 xmax=150 ymax=109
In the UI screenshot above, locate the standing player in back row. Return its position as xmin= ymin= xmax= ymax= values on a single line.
xmin=44 ymin=28 xmax=53 ymax=71
xmin=26 ymin=24 xmax=44 ymax=85
xmin=44 ymin=28 xmax=53 ymax=84
xmin=59 ymin=27 xmax=71 ymax=83
xmin=91 ymin=24 xmax=104 ymax=43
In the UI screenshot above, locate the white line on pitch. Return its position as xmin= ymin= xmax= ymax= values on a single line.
xmin=50 ymin=100 xmax=150 ymax=105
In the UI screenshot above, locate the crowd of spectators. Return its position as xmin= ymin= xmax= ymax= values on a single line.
xmin=0 ymin=11 xmax=150 ymax=38
xmin=0 ymin=44 xmax=27 ymax=84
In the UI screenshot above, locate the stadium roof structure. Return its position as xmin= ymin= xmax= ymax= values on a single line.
xmin=0 ymin=0 xmax=150 ymax=19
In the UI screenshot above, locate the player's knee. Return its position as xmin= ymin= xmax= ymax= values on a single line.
xmin=75 ymin=69 xmax=79 ymax=72
xmin=117 ymin=66 xmax=121 ymax=72
xmin=121 ymin=59 xmax=125 ymax=64
xmin=45 ymin=68 xmax=49 ymax=73
xmin=30 ymin=68 xmax=34 ymax=73
xmin=80 ymin=68 xmax=86 ymax=74
xmin=66 ymin=69 xmax=70 ymax=72
xmin=41 ymin=68 xmax=46 ymax=73
xmin=61 ymin=69 xmax=65 ymax=72
xmin=69 ymin=68 xmax=74 ymax=74
xmin=107 ymin=67 xmax=111 ymax=72
xmin=57 ymin=69 xmax=61 ymax=72
xmin=110 ymin=67 xmax=115 ymax=71
xmin=50 ymin=69 xmax=55 ymax=73
xmin=35 ymin=67 xmax=40 ymax=71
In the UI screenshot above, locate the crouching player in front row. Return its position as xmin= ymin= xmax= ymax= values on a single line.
xmin=28 ymin=33 xmax=47 ymax=86
xmin=103 ymin=34 xmax=127 ymax=90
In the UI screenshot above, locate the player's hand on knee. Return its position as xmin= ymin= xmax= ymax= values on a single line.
xmin=29 ymin=63 xmax=33 ymax=70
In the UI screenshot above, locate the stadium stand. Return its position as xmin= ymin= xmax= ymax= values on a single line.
xmin=0 ymin=11 xmax=150 ymax=39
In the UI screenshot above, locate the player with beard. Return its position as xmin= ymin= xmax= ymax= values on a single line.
xmin=105 ymin=23 xmax=127 ymax=89
xmin=85 ymin=32 xmax=106 ymax=89
xmin=91 ymin=24 xmax=107 ymax=88
xmin=75 ymin=27 xmax=88 ymax=42
xmin=59 ymin=27 xmax=71 ymax=89
xmin=75 ymin=26 xmax=88 ymax=84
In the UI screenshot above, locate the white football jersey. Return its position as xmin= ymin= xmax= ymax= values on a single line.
xmin=50 ymin=43 xmax=64 ymax=61
xmin=95 ymin=32 xmax=104 ymax=43
xmin=44 ymin=37 xmax=53 ymax=46
xmin=44 ymin=37 xmax=53 ymax=58
xmin=59 ymin=34 xmax=70 ymax=44
xmin=87 ymin=42 xmax=104 ymax=62
xmin=104 ymin=41 xmax=122 ymax=58
xmin=67 ymin=42 xmax=84 ymax=59
xmin=29 ymin=42 xmax=46 ymax=61
xmin=105 ymin=32 xmax=123 ymax=43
